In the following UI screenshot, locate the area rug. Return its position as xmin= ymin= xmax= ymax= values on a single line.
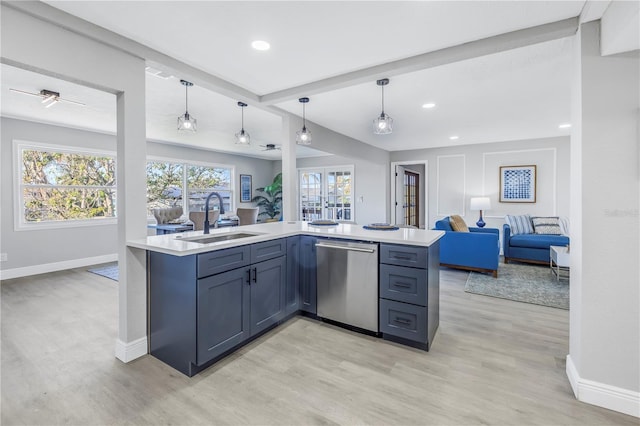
xmin=465 ymin=262 xmax=569 ymax=309
xmin=88 ymin=263 xmax=118 ymax=282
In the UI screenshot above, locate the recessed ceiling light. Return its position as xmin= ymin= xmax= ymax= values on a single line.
xmin=422 ymin=103 xmax=436 ymax=109
xmin=558 ymin=123 xmax=572 ymax=129
xmin=251 ymin=40 xmax=270 ymax=51
xmin=449 ymin=135 xmax=459 ymax=140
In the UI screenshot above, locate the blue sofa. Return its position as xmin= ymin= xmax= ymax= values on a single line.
xmin=434 ymin=217 xmax=500 ymax=277
xmin=503 ymin=224 xmax=569 ymax=265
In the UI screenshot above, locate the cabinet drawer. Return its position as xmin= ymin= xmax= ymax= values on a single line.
xmin=251 ymin=238 xmax=286 ymax=263
xmin=379 ymin=299 xmax=427 ymax=343
xmin=380 ymin=264 xmax=427 ymax=306
xmin=380 ymin=244 xmax=427 ymax=269
xmin=197 ymin=246 xmax=251 ymax=278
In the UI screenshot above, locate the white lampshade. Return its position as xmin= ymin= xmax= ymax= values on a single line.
xmin=470 ymin=197 xmax=491 ymax=211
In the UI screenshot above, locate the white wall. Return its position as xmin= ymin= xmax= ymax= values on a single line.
xmin=0 ymin=118 xmax=276 ymax=277
xmin=296 ymin=154 xmax=388 ymax=226
xmin=567 ymin=20 xmax=639 ymax=417
xmin=0 ymin=118 xmax=119 ymax=273
xmin=391 ymin=136 xmax=570 ymax=234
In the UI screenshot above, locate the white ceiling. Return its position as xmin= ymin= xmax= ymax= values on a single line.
xmin=4 ymin=1 xmax=591 ymax=156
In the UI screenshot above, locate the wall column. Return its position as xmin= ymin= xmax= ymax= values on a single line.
xmin=567 ymin=20 xmax=639 ymax=417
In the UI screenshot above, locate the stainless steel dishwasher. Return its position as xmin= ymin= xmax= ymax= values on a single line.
xmin=316 ymin=239 xmax=379 ymax=333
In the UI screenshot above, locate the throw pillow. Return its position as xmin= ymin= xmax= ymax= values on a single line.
xmin=449 ymin=215 xmax=469 ymax=232
xmin=505 ymin=214 xmax=533 ymax=235
xmin=531 ymin=216 xmax=562 ymax=235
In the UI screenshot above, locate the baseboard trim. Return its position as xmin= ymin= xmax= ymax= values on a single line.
xmin=115 ymin=336 xmax=148 ymax=363
xmin=566 ymin=355 xmax=640 ymax=418
xmin=0 ymin=254 xmax=118 ymax=280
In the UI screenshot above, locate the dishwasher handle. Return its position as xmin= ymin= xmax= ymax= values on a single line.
xmin=315 ymin=242 xmax=376 ymax=253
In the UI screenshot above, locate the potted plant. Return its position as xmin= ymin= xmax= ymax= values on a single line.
xmin=251 ymin=172 xmax=282 ymax=222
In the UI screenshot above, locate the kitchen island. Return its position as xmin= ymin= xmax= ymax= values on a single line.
xmin=129 ymin=221 xmax=444 ymax=376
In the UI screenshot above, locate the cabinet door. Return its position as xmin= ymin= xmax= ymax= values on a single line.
xmin=250 ymin=256 xmax=286 ymax=336
xmin=197 ymin=267 xmax=250 ymax=365
xmin=300 ymin=236 xmax=317 ymax=314
xmin=285 ymin=236 xmax=301 ymax=315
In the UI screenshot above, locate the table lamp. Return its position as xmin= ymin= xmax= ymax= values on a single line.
xmin=470 ymin=197 xmax=491 ymax=228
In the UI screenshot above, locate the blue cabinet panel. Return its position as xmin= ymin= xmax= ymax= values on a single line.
xmin=197 ymin=267 xmax=250 ymax=365
xmin=380 ymin=263 xmax=427 ymax=306
xmin=285 ymin=236 xmax=301 ymax=315
xmin=380 ymin=244 xmax=428 ymax=268
xmin=379 ymin=298 xmax=427 ymax=343
xmin=197 ymin=245 xmax=250 ymax=278
xmin=300 ymin=236 xmax=317 ymax=314
xmin=250 ymin=256 xmax=286 ymax=335
xmin=251 ymin=239 xmax=287 ymax=263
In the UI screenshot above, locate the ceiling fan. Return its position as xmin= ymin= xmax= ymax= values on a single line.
xmin=9 ymin=88 xmax=86 ymax=108
xmin=260 ymin=144 xmax=281 ymax=151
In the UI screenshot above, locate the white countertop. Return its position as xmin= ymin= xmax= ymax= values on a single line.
xmin=128 ymin=221 xmax=445 ymax=256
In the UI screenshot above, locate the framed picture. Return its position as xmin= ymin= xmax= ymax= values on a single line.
xmin=240 ymin=174 xmax=252 ymax=203
xmin=500 ymin=165 xmax=536 ymax=203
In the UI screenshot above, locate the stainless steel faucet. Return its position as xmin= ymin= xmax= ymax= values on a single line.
xmin=203 ymin=192 xmax=225 ymax=234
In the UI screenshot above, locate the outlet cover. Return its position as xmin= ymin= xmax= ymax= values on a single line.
xmin=0 ymin=253 xmax=7 ymax=262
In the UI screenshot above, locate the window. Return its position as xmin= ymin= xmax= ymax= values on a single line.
xmin=16 ymin=141 xmax=117 ymax=229
xmin=146 ymin=159 xmax=233 ymax=217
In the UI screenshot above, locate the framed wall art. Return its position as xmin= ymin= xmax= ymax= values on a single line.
xmin=499 ymin=165 xmax=536 ymax=203
xmin=240 ymin=174 xmax=252 ymax=202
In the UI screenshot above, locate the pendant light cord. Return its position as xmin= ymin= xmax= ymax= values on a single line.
xmin=185 ymin=85 xmax=189 ymax=114
xmin=381 ymin=84 xmax=385 ymax=115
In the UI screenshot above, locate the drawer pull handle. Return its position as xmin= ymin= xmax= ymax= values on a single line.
xmin=393 ymin=317 xmax=411 ymax=325
xmin=394 ymin=282 xmax=412 ymax=288
xmin=392 ymin=255 xmax=412 ymax=260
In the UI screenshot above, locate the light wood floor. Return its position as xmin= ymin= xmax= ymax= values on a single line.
xmin=1 ymin=266 xmax=635 ymax=425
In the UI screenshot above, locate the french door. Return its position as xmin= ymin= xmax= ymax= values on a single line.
xmin=298 ymin=167 xmax=354 ymax=222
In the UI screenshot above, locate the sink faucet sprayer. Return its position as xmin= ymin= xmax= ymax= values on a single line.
xmin=203 ymin=192 xmax=225 ymax=234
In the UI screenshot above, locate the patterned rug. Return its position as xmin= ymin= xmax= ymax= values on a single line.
xmin=88 ymin=263 xmax=118 ymax=282
xmin=465 ymin=262 xmax=569 ymax=309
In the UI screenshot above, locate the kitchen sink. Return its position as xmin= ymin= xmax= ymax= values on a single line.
xmin=177 ymin=232 xmax=262 ymax=244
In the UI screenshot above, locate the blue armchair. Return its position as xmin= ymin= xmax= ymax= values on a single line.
xmin=434 ymin=217 xmax=500 ymax=277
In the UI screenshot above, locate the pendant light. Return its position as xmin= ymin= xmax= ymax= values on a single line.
xmin=296 ymin=97 xmax=312 ymax=145
xmin=177 ymin=79 xmax=197 ymax=132
xmin=235 ymin=102 xmax=250 ymax=145
xmin=373 ymin=78 xmax=393 ymax=134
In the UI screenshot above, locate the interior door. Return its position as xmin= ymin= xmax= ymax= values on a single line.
xmin=404 ymin=170 xmax=419 ymax=227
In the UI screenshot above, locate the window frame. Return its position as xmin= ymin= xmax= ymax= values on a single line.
xmin=146 ymin=155 xmax=235 ymax=220
xmin=297 ymin=164 xmax=355 ymax=223
xmin=13 ymin=140 xmax=118 ymax=231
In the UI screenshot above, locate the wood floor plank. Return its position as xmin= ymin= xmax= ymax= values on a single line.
xmin=1 ymin=266 xmax=636 ymax=425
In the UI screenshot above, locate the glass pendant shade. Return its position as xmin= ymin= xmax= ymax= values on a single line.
xmin=235 ymin=129 xmax=251 ymax=145
xmin=178 ymin=80 xmax=197 ymax=133
xmin=373 ymin=112 xmax=393 ymax=134
xmin=235 ymin=102 xmax=251 ymax=145
xmin=296 ymin=126 xmax=312 ymax=145
xmin=296 ymin=97 xmax=312 ymax=145
xmin=373 ymin=78 xmax=393 ymax=135
xmin=178 ymin=112 xmax=197 ymax=132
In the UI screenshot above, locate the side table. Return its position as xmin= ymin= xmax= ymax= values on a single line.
xmin=550 ymin=245 xmax=570 ymax=281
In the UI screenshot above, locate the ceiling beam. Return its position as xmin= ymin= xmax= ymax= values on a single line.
xmin=259 ymin=17 xmax=579 ymax=105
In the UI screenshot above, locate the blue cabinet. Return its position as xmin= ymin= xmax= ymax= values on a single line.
xmin=197 ymin=267 xmax=250 ymax=364
xmin=300 ymin=236 xmax=317 ymax=314
xmin=378 ymin=241 xmax=440 ymax=350
xmin=285 ymin=236 xmax=301 ymax=315
xmin=250 ymin=256 xmax=286 ymax=335
xmin=149 ymin=239 xmax=287 ymax=376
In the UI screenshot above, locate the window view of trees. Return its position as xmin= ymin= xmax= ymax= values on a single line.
xmin=20 ymin=148 xmax=116 ymax=223
xmin=146 ymin=161 xmax=233 ymax=216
